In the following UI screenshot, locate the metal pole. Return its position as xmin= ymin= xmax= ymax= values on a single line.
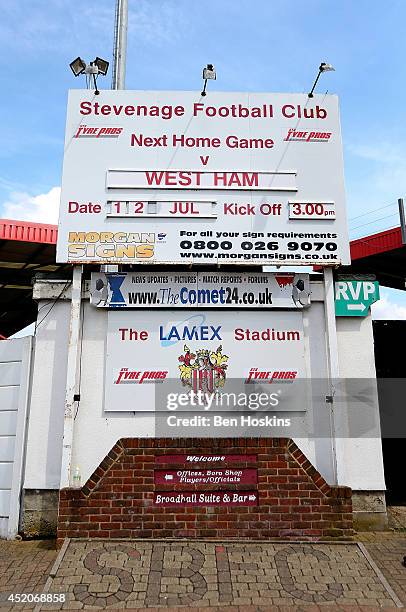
xmin=106 ymin=0 xmax=128 ymax=274
xmin=323 ymin=267 xmax=339 ymax=485
xmin=398 ymin=198 xmax=406 ymax=245
xmin=308 ymin=69 xmax=321 ymax=98
xmin=112 ymin=0 xmax=128 ymax=89
xmin=60 ymin=266 xmax=83 ymax=488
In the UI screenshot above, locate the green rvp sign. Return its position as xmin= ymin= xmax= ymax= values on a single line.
xmin=335 ymin=279 xmax=380 ymax=316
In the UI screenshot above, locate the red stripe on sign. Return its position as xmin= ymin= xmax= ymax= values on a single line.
xmin=154 ymin=468 xmax=257 ymax=485
xmin=155 ymin=454 xmax=257 ymax=464
xmin=154 ymin=491 xmax=258 ymax=507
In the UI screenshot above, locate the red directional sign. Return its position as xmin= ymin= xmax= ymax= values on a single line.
xmin=154 ymin=468 xmax=257 ymax=485
xmin=154 ymin=491 xmax=258 ymax=507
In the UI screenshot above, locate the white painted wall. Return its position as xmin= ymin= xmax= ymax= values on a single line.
xmin=24 ymin=301 xmax=70 ymax=489
xmin=300 ymin=301 xmax=336 ymax=484
xmin=70 ymin=304 xmax=155 ymax=486
xmin=23 ymin=279 xmax=386 ymax=493
xmin=24 ymin=290 xmax=156 ymax=489
xmin=0 ymin=337 xmax=32 ymax=538
xmin=335 ymin=315 xmax=386 ymax=490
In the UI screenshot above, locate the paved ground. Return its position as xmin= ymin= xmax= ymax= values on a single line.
xmin=0 ymin=533 xmax=405 ymax=610
xmin=388 ymin=506 xmax=406 ymax=530
xmin=0 ymin=539 xmax=57 ymax=610
xmin=1 ymin=535 xmax=405 ymax=610
xmin=358 ymin=532 xmax=406 ymax=608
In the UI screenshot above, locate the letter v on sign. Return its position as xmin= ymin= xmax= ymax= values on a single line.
xmin=335 ymin=278 xmax=380 ymax=317
xmin=200 ymin=155 xmax=209 ymax=166
xmin=347 ymin=283 xmax=361 ymax=300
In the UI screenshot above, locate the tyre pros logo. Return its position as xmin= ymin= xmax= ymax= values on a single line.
xmin=74 ymin=125 xmax=123 ymax=138
xmin=284 ymin=128 xmax=332 ymax=142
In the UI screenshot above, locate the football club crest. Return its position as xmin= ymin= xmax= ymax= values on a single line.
xmin=178 ymin=344 xmax=229 ymax=393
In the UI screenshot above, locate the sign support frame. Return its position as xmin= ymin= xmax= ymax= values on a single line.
xmin=60 ymin=265 xmax=83 ymax=489
xmin=323 ymin=267 xmax=339 ymax=485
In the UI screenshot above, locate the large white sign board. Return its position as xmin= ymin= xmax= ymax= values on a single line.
xmin=57 ymin=90 xmax=350 ymax=265
xmin=105 ymin=310 xmax=307 ymax=412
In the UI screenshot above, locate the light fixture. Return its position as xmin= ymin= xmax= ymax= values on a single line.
xmin=308 ymin=62 xmax=335 ymax=98
xmin=69 ymin=57 xmax=86 ymax=77
xmin=69 ymin=56 xmax=110 ymax=95
xmin=201 ymin=64 xmax=216 ymax=97
xmin=94 ymin=57 xmax=109 ymax=76
xmin=320 ymin=63 xmax=335 ymax=72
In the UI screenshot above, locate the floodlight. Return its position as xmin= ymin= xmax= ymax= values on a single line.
xmin=308 ymin=61 xmax=335 ymax=98
xmin=69 ymin=57 xmax=86 ymax=77
xmin=201 ymin=64 xmax=217 ymax=97
xmin=320 ymin=62 xmax=335 ymax=72
xmin=94 ymin=57 xmax=109 ymax=76
xmin=69 ymin=55 xmax=109 ymax=96
xmin=203 ymin=64 xmax=216 ymax=81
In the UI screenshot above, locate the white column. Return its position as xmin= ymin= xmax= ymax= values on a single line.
xmin=60 ymin=265 xmax=83 ymax=488
xmin=323 ymin=267 xmax=339 ymax=484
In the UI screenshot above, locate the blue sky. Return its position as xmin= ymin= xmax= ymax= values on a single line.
xmin=2 ymin=0 xmax=406 ymax=318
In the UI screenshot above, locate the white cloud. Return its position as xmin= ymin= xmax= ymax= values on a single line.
xmin=2 ymin=186 xmax=60 ymax=224
xmin=0 ymin=2 xmax=73 ymax=52
xmin=127 ymin=1 xmax=188 ymax=44
xmin=371 ymin=295 xmax=406 ymax=320
xmin=0 ymin=1 xmax=187 ymax=53
xmin=346 ymin=140 xmax=406 ymax=237
xmin=347 ymin=141 xmax=406 ymax=200
xmin=348 ymin=142 xmax=405 ymax=165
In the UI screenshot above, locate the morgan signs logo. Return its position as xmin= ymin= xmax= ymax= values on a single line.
xmin=67 ymin=231 xmax=155 ymax=261
xmin=74 ymin=125 xmax=123 ymax=138
xmin=284 ymin=128 xmax=332 ymax=142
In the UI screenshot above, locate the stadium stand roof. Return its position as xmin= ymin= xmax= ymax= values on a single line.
xmin=345 ymin=226 xmax=406 ymax=290
xmin=0 ymin=219 xmax=65 ymax=337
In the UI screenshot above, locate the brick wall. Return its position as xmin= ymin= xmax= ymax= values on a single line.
xmin=58 ymin=438 xmax=353 ymax=542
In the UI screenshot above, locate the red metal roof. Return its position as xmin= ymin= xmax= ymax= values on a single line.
xmin=350 ymin=226 xmax=403 ymax=260
xmin=0 ymin=218 xmax=57 ymax=245
xmin=0 ymin=219 xmax=61 ymax=337
xmin=337 ymin=225 xmax=406 ymax=290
